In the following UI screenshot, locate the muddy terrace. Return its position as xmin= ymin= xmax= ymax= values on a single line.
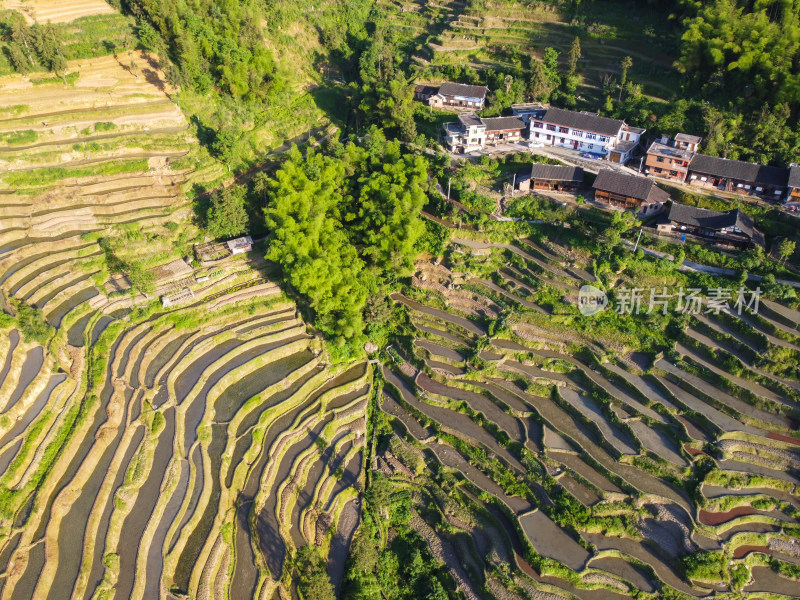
xmin=376 ymin=234 xmax=800 ymax=600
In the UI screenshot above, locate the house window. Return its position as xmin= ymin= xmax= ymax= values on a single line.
xmin=656 ymin=157 xmax=665 ymax=163
xmin=599 ymin=136 xmax=607 ymax=142
xmin=700 ymin=177 xmax=707 ymax=182
xmin=535 ymin=133 xmax=540 ymax=138
xmin=588 ymin=144 xmax=594 ymax=150
xmin=670 ymin=171 xmax=678 ymax=177
xmin=737 ymin=183 xmax=744 ymax=188
xmin=654 ymin=167 xmax=663 ymax=174
xmin=755 ymin=186 xmax=763 ymax=192
xmin=559 ymin=127 xmax=569 ymax=134
xmin=533 ymin=122 xmax=543 ymax=129
xmin=586 ymin=133 xmax=597 ymax=140
xmin=690 ymin=175 xmax=697 ymax=179
xmin=546 ymin=124 xmax=556 ymax=131
xmin=560 ymin=138 xmax=565 ymax=143
xmin=573 ymin=130 xmax=583 ymax=137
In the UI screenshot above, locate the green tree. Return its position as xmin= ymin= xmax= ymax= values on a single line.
xmin=528 ymin=61 xmax=552 ymax=101
xmin=542 ymin=47 xmax=561 ymax=91
xmin=295 ymin=546 xmax=336 ymax=600
xmin=567 ymin=36 xmax=581 ymax=79
xmin=207 ymin=186 xmax=248 ymax=239
xmin=778 ymin=239 xmax=796 ymax=265
xmin=619 ymin=55 xmax=633 ymax=101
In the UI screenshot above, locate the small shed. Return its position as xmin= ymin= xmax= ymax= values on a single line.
xmin=226 ymin=236 xmax=253 ymax=255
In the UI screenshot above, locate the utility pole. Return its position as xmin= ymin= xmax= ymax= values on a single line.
xmin=511 ymin=172 xmax=516 ymax=197
xmin=638 ymin=156 xmax=644 ymax=174
xmin=447 ymin=177 xmax=451 ymax=201
xmin=633 ymin=227 xmax=643 ymax=252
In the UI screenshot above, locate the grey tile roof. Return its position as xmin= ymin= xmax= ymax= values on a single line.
xmin=458 ymin=113 xmax=483 ymax=128
xmin=437 ymin=82 xmax=488 ymax=99
xmin=481 ymin=116 xmax=526 ymax=132
xmin=788 ymin=165 xmax=800 ymax=189
xmin=540 ymin=107 xmax=624 ymax=137
xmin=688 ymin=154 xmax=789 ymax=187
xmin=530 ymin=164 xmax=584 ymax=182
xmin=593 ymin=169 xmax=670 ymax=203
xmin=667 ymin=203 xmax=756 ymax=239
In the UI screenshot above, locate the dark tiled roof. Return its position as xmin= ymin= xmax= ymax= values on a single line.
xmin=593 ymin=169 xmax=671 ymax=203
xmin=668 ymin=203 xmax=756 ymax=239
xmin=458 ymin=113 xmax=483 ymax=128
xmin=688 ymin=154 xmax=789 ymax=187
xmin=414 ymin=85 xmax=438 ymax=96
xmin=675 ymin=133 xmax=702 ymax=144
xmin=540 ymin=107 xmax=624 ymax=137
xmin=481 ymin=116 xmax=526 ymax=132
xmin=437 ymin=82 xmax=488 ymax=99
xmin=788 ymin=165 xmax=800 ymax=189
xmin=530 ymin=164 xmax=584 ymax=182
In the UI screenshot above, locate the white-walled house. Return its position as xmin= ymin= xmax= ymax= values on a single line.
xmin=513 ymin=105 xmax=645 ymax=164
xmin=443 ymin=113 xmax=486 ymax=152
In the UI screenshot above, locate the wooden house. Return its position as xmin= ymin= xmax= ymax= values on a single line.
xmin=687 ymin=154 xmax=789 ymax=199
xmin=593 ymin=169 xmax=670 ymax=214
xmin=482 ymin=116 xmax=526 ymax=146
xmin=657 ymin=203 xmax=763 ymax=249
xmin=517 ymin=164 xmax=583 ymax=193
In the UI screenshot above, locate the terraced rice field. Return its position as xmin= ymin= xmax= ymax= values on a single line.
xmin=376 ymin=235 xmax=800 ymax=599
xmin=0 ymin=42 xmax=368 ymax=599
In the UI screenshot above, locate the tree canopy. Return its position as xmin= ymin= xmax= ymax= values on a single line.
xmin=261 ymin=131 xmax=429 ymax=347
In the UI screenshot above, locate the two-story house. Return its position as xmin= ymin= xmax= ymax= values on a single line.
xmin=593 ymin=169 xmax=670 ymax=215
xmin=442 ymin=113 xmax=486 ymax=153
xmin=518 ymin=106 xmax=645 ymax=164
xmin=645 ymin=134 xmax=699 ymax=182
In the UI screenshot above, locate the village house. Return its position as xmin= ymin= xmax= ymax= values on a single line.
xmin=657 ymin=203 xmax=763 ymax=249
xmin=645 ymin=134 xmax=700 ymax=182
xmin=686 ymin=154 xmax=789 ymax=199
xmin=427 ymin=82 xmax=489 ymax=110
xmin=482 ymin=116 xmax=526 ymax=146
xmin=785 ymin=165 xmax=800 ymax=203
xmin=516 ymin=164 xmax=584 ymax=193
xmin=442 ymin=113 xmax=486 ymax=153
xmin=593 ymin=169 xmax=670 ymax=214
xmin=413 ymin=84 xmax=439 ymax=103
xmin=515 ymin=105 xmax=645 ymax=164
